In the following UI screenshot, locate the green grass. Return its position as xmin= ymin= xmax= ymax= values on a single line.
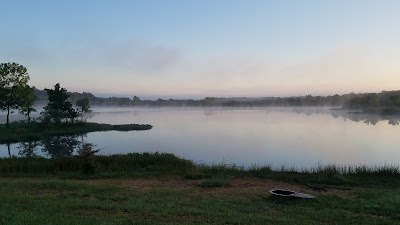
xmin=1 ymin=153 xmax=400 ymax=224
xmin=0 ymin=152 xmax=194 ymax=177
xmin=197 ymin=178 xmax=231 ymax=188
xmin=0 ymin=121 xmax=152 ymax=144
xmin=0 ymin=177 xmax=399 ymax=225
xmin=1 ymin=152 xmax=400 ymax=189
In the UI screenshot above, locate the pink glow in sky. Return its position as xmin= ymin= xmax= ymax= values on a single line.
xmin=2 ymin=0 xmax=400 ymax=98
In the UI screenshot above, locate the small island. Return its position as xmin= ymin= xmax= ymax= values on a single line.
xmin=0 ymin=122 xmax=152 ymax=144
xmin=0 ymin=63 xmax=152 ymax=144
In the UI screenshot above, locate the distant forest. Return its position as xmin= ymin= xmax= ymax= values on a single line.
xmin=34 ymin=88 xmax=400 ymax=111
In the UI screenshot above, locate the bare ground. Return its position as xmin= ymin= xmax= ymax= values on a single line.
xmin=77 ymin=176 xmax=356 ymax=199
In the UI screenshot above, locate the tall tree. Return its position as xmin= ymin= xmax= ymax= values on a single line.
xmin=76 ymin=98 xmax=91 ymax=113
xmin=76 ymin=98 xmax=91 ymax=122
xmin=18 ymin=85 xmax=37 ymax=123
xmin=0 ymin=62 xmax=30 ymax=128
xmin=41 ymin=83 xmax=78 ymax=124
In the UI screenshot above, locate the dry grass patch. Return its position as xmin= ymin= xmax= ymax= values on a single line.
xmin=76 ymin=176 xmax=356 ymax=199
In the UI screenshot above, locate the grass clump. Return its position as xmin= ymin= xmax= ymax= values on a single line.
xmin=198 ymin=178 xmax=231 ymax=188
xmin=184 ymin=173 xmax=211 ymax=180
xmin=0 ymin=152 xmax=194 ymax=177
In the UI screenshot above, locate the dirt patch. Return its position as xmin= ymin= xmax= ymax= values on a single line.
xmin=78 ymin=176 xmax=196 ymax=190
xmin=76 ymin=177 xmax=355 ymax=198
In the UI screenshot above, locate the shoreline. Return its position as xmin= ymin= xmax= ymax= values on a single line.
xmin=1 ymin=152 xmax=399 ymax=224
xmin=0 ymin=122 xmax=152 ymax=144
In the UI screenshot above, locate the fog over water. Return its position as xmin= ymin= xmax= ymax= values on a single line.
xmin=2 ymin=107 xmax=400 ymax=168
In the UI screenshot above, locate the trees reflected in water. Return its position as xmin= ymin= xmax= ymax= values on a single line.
xmin=9 ymin=108 xmax=400 ymax=158
xmin=17 ymin=140 xmax=40 ymax=158
xmin=329 ymin=110 xmax=400 ymax=126
xmin=16 ymin=135 xmax=98 ymax=158
xmin=42 ymin=135 xmax=80 ymax=158
xmin=292 ymin=108 xmax=400 ymax=126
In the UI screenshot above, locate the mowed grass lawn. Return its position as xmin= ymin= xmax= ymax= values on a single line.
xmin=1 ymin=177 xmax=399 ymax=225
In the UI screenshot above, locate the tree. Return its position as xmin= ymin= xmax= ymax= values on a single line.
xmin=132 ymin=96 xmax=141 ymax=104
xmin=41 ymin=83 xmax=78 ymax=124
xmin=78 ymin=142 xmax=100 ymax=174
xmin=18 ymin=85 xmax=37 ymax=123
xmin=76 ymin=98 xmax=91 ymax=114
xmin=0 ymin=62 xmax=30 ymax=128
xmin=76 ymin=98 xmax=91 ymax=122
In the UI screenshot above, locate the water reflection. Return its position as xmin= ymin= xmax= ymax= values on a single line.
xmin=337 ymin=112 xmax=400 ymax=126
xmin=17 ymin=141 xmax=40 ymax=158
xmin=14 ymin=135 xmax=97 ymax=158
xmin=41 ymin=135 xmax=81 ymax=158
xmin=6 ymin=142 xmax=11 ymax=158
xmin=2 ymin=106 xmax=400 ymax=126
xmin=77 ymin=143 xmax=100 ymax=157
xmin=286 ymin=107 xmax=400 ymax=126
xmin=2 ymin=107 xmax=400 ymax=168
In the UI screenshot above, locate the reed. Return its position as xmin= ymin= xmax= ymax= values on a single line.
xmin=1 ymin=152 xmax=400 ymax=187
xmin=0 ymin=152 xmax=194 ymax=176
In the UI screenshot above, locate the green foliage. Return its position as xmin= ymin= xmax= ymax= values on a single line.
xmin=18 ymin=85 xmax=37 ymax=122
xmin=344 ymin=90 xmax=400 ymax=113
xmin=0 ymin=62 xmax=31 ymax=127
xmin=32 ymin=86 xmax=400 ymax=110
xmin=41 ymin=83 xmax=78 ymax=124
xmin=94 ymin=152 xmax=195 ymax=174
xmin=0 ymin=152 xmax=194 ymax=176
xmin=76 ymin=98 xmax=91 ymax=121
xmin=345 ymin=93 xmax=379 ymax=108
xmin=78 ymin=143 xmax=100 ymax=174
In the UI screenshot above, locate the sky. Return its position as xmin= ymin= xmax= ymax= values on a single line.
xmin=1 ymin=0 xmax=400 ymax=99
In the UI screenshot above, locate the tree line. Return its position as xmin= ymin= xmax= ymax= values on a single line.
xmin=0 ymin=62 xmax=91 ymax=127
xmin=2 ymin=62 xmax=400 ymax=123
xmin=32 ymin=87 xmax=400 ymax=110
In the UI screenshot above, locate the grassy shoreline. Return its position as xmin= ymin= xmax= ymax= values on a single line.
xmin=1 ymin=153 xmax=400 ymax=224
xmin=1 ymin=152 xmax=400 ymax=187
xmin=0 ymin=122 xmax=152 ymax=144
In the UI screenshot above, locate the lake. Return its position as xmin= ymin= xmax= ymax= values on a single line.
xmin=1 ymin=107 xmax=400 ymax=168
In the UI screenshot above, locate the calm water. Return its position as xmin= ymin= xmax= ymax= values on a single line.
xmin=2 ymin=107 xmax=400 ymax=168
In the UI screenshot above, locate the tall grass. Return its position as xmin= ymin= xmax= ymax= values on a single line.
xmin=1 ymin=152 xmax=399 ymax=187
xmin=0 ymin=152 xmax=194 ymax=177
xmin=306 ymin=163 xmax=400 ymax=175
